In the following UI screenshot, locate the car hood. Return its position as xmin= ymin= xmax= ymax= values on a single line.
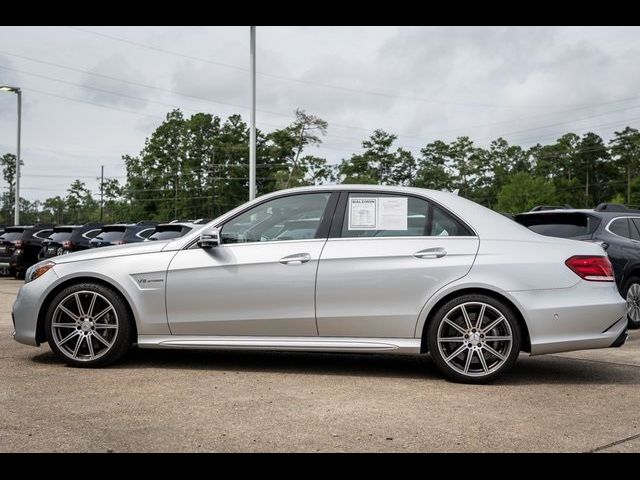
xmin=52 ymin=240 xmax=171 ymax=264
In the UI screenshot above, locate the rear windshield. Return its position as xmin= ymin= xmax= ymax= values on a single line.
xmin=514 ymin=213 xmax=601 ymax=239
xmin=1 ymin=229 xmax=25 ymax=241
xmin=48 ymin=229 xmax=74 ymax=242
xmin=148 ymin=226 xmax=189 ymax=240
xmin=96 ymin=228 xmax=126 ymax=241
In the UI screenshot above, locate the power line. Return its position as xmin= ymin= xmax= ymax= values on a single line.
xmin=65 ymin=26 xmax=625 ymax=111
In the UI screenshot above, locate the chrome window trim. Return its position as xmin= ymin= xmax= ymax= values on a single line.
xmin=604 ymin=216 xmax=640 ymax=241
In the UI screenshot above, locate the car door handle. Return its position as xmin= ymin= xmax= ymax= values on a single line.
xmin=413 ymin=247 xmax=447 ymax=259
xmin=279 ymin=253 xmax=312 ymax=265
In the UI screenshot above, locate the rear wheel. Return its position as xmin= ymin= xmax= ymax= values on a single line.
xmin=45 ymin=283 xmax=133 ymax=367
xmin=623 ymin=277 xmax=640 ymax=329
xmin=427 ymin=294 xmax=521 ymax=383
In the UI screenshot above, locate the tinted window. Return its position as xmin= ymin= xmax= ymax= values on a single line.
xmin=48 ymin=231 xmax=73 ymax=242
xmin=149 ymin=227 xmax=190 ymax=240
xmin=33 ymin=229 xmax=53 ymax=239
xmin=96 ymin=229 xmax=126 ymax=241
xmin=430 ymin=205 xmax=472 ymax=236
xmin=515 ymin=213 xmax=600 ymax=239
xmin=341 ymin=194 xmax=472 ymax=238
xmin=631 ymin=219 xmax=640 ymax=240
xmin=221 ymin=193 xmax=331 ymax=244
xmin=136 ymin=228 xmax=156 ymax=239
xmin=1 ymin=230 xmax=25 ymax=242
xmin=83 ymin=229 xmax=102 ymax=239
xmin=609 ymin=218 xmax=631 ymax=238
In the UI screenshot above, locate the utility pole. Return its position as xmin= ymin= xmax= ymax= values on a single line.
xmin=100 ymin=165 xmax=104 ymax=222
xmin=15 ymin=89 xmax=21 ymax=225
xmin=249 ymin=26 xmax=256 ymax=201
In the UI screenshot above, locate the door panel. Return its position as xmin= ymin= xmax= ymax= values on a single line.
xmin=166 ymin=239 xmax=326 ymax=335
xmin=315 ymin=237 xmax=479 ymax=338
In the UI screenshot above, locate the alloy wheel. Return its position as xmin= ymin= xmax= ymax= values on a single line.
xmin=626 ymin=283 xmax=640 ymax=324
xmin=436 ymin=301 xmax=513 ymax=377
xmin=50 ymin=291 xmax=119 ymax=362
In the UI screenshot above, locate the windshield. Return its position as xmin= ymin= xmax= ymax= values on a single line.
xmin=1 ymin=230 xmax=25 ymax=242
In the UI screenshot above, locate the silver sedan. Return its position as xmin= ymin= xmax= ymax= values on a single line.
xmin=12 ymin=186 xmax=628 ymax=383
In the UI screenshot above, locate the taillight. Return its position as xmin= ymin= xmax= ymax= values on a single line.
xmin=61 ymin=240 xmax=76 ymax=249
xmin=565 ymin=256 xmax=615 ymax=282
xmin=13 ymin=240 xmax=25 ymax=248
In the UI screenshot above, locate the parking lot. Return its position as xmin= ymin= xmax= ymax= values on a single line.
xmin=0 ymin=277 xmax=638 ymax=452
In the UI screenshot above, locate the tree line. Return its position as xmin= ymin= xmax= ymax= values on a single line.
xmin=1 ymin=108 xmax=640 ymax=225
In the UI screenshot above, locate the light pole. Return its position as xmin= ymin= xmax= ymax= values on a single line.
xmin=249 ymin=26 xmax=256 ymax=201
xmin=0 ymin=85 xmax=21 ymax=225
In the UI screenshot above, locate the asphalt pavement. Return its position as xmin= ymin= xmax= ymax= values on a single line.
xmin=1 ymin=277 xmax=638 ymax=452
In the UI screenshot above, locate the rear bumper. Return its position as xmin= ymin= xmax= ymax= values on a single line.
xmin=509 ymin=281 xmax=628 ymax=355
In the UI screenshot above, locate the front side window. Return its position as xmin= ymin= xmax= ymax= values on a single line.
xmin=340 ymin=193 xmax=473 ymax=238
xmin=631 ymin=219 xmax=640 ymax=240
xmin=221 ymin=193 xmax=331 ymax=244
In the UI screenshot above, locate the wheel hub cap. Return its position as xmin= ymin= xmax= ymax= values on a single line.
xmin=80 ymin=320 xmax=93 ymax=332
xmin=468 ymin=332 xmax=481 ymax=346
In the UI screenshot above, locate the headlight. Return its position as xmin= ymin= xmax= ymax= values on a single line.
xmin=25 ymin=261 xmax=55 ymax=284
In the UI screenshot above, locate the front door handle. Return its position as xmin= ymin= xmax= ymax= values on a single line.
xmin=413 ymin=247 xmax=447 ymax=259
xmin=279 ymin=253 xmax=312 ymax=265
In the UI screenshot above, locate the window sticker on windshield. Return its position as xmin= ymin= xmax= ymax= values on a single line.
xmin=377 ymin=197 xmax=408 ymax=230
xmin=349 ymin=197 xmax=377 ymax=230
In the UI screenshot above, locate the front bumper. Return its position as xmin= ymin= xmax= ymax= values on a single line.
xmin=510 ymin=280 xmax=628 ymax=355
xmin=12 ymin=268 xmax=59 ymax=346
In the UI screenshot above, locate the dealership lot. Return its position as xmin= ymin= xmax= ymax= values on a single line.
xmin=0 ymin=277 xmax=638 ymax=452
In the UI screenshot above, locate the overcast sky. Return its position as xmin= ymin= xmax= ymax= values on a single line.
xmin=1 ymin=26 xmax=640 ymax=202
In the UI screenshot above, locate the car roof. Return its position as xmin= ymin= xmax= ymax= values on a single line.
xmin=155 ymin=222 xmax=197 ymax=228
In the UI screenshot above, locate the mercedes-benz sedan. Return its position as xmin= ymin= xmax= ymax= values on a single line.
xmin=12 ymin=186 xmax=628 ymax=383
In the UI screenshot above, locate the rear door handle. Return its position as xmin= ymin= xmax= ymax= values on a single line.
xmin=279 ymin=253 xmax=312 ymax=265
xmin=413 ymin=247 xmax=447 ymax=259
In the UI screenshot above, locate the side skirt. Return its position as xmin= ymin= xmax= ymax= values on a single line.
xmin=137 ymin=335 xmax=421 ymax=355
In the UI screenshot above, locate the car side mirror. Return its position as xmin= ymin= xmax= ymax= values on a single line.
xmin=197 ymin=227 xmax=221 ymax=249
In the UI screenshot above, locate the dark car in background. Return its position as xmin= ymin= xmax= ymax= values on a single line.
xmin=514 ymin=203 xmax=640 ymax=329
xmin=0 ymin=224 xmax=54 ymax=278
xmin=89 ymin=221 xmax=158 ymax=248
xmin=147 ymin=222 xmax=200 ymax=241
xmin=39 ymin=223 xmax=103 ymax=259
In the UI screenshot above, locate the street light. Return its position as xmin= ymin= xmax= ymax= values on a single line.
xmin=0 ymin=84 xmax=21 ymax=225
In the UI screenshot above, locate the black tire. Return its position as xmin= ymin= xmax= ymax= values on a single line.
xmin=426 ymin=294 xmax=521 ymax=384
xmin=622 ymin=276 xmax=640 ymax=329
xmin=14 ymin=270 xmax=25 ymax=280
xmin=9 ymin=267 xmax=17 ymax=278
xmin=45 ymin=282 xmax=133 ymax=367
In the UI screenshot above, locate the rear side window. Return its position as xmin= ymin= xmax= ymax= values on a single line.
xmin=632 ymin=219 xmax=640 ymax=240
xmin=609 ymin=218 xmax=631 ymax=238
xmin=33 ymin=229 xmax=53 ymax=240
xmin=48 ymin=230 xmax=73 ymax=242
xmin=97 ymin=229 xmax=126 ymax=241
xmin=340 ymin=193 xmax=473 ymax=238
xmin=515 ymin=213 xmax=600 ymax=239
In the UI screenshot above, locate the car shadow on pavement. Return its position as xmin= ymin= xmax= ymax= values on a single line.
xmin=30 ymin=348 xmax=640 ymax=385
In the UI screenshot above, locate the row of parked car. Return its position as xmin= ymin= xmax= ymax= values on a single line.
xmin=0 ymin=219 xmax=209 ymax=279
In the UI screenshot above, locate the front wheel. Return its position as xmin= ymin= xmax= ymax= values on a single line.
xmin=45 ymin=283 xmax=133 ymax=367
xmin=624 ymin=277 xmax=640 ymax=329
xmin=427 ymin=294 xmax=521 ymax=383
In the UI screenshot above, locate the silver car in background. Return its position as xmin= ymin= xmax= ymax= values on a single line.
xmin=12 ymin=185 xmax=627 ymax=383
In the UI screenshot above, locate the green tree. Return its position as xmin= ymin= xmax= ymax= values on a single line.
xmin=496 ymin=172 xmax=558 ymax=213
xmin=337 ymin=130 xmax=415 ymax=185
xmin=0 ymin=153 xmax=24 ymax=224
xmin=609 ymin=127 xmax=640 ymax=204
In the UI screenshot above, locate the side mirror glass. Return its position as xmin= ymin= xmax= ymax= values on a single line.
xmin=197 ymin=227 xmax=221 ymax=249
